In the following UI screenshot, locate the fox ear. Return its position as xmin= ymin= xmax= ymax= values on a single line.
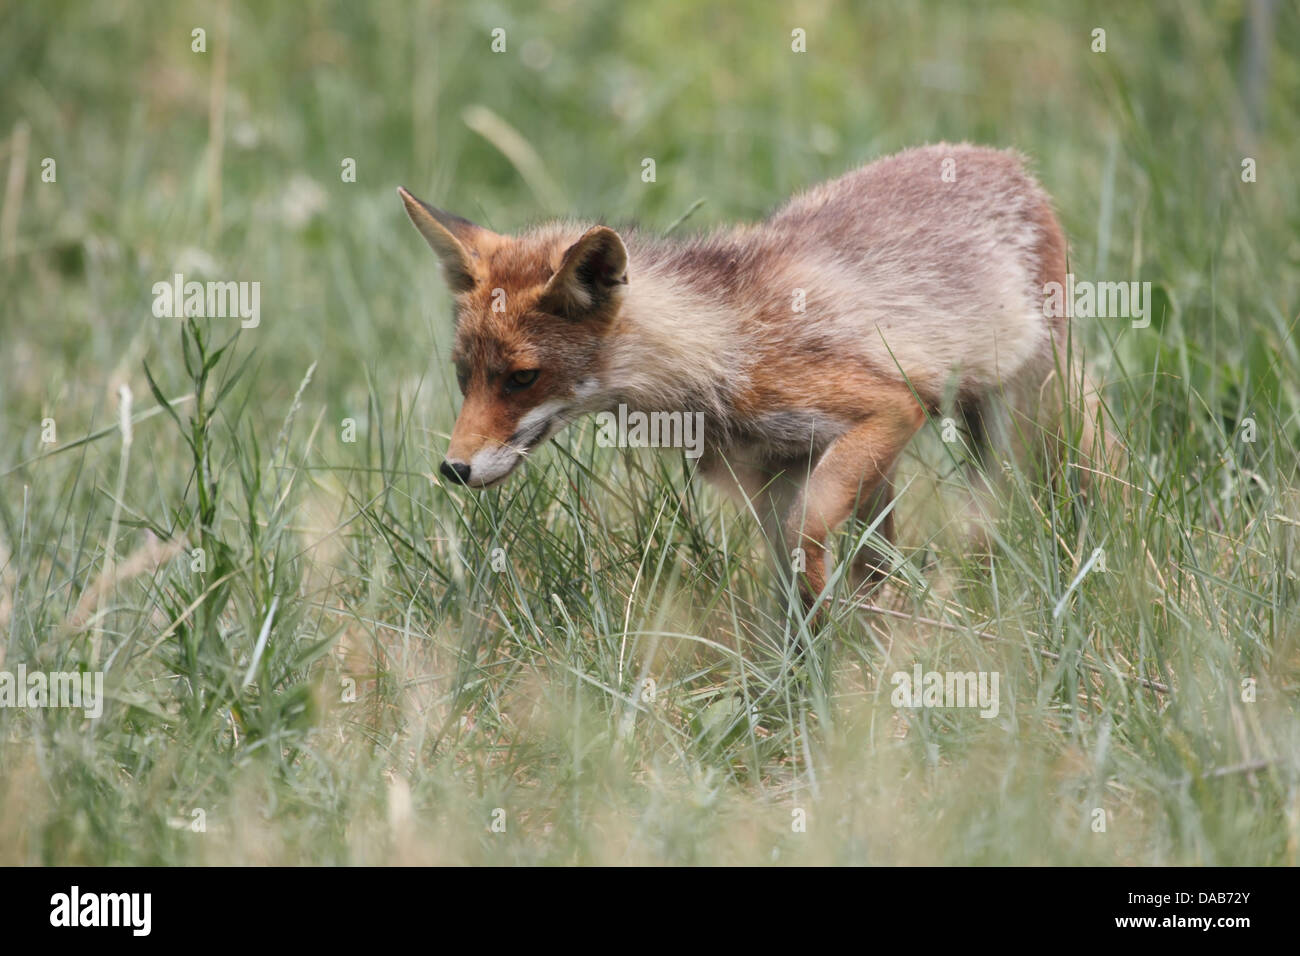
xmin=538 ymin=226 xmax=629 ymax=319
xmin=397 ymin=187 xmax=491 ymax=294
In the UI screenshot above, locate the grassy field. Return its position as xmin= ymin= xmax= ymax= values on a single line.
xmin=1 ymin=0 xmax=1297 ymax=865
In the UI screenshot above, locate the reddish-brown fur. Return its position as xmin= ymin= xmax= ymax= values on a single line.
xmin=399 ymin=143 xmax=1108 ymax=614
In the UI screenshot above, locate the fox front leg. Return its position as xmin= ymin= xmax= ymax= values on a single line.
xmin=784 ymin=390 xmax=925 ymax=613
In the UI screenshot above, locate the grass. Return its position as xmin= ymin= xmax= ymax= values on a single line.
xmin=0 ymin=0 xmax=1297 ymax=865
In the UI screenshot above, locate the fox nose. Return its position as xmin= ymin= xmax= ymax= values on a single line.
xmin=440 ymin=460 xmax=471 ymax=484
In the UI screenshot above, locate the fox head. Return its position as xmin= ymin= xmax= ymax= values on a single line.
xmin=398 ymin=187 xmax=628 ymax=488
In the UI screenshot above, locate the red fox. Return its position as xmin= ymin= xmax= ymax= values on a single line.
xmin=400 ymin=143 xmax=1107 ymax=610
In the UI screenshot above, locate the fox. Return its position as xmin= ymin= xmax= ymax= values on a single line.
xmin=398 ymin=143 xmax=1108 ymax=612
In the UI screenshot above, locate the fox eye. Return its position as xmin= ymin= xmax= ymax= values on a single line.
xmin=506 ymin=369 xmax=540 ymax=391
xmin=455 ymin=369 xmax=468 ymax=394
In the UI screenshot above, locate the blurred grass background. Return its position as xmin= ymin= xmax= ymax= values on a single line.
xmin=0 ymin=0 xmax=1297 ymax=864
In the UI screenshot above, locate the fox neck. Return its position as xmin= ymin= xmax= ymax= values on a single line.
xmin=587 ymin=237 xmax=751 ymax=426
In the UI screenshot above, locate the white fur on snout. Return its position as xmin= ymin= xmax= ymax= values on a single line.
xmin=467 ymin=444 xmax=522 ymax=486
xmin=467 ymin=399 xmax=570 ymax=486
